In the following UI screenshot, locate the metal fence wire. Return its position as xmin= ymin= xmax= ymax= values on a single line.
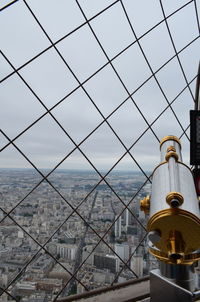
xmin=0 ymin=0 xmax=200 ymax=301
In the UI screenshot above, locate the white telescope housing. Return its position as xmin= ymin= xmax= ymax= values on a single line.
xmin=141 ymin=136 xmax=200 ymax=265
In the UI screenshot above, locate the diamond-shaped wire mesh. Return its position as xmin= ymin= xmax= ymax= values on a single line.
xmin=0 ymin=0 xmax=200 ymax=301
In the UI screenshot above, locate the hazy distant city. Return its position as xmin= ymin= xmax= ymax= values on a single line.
xmin=0 ymin=168 xmax=156 ymax=301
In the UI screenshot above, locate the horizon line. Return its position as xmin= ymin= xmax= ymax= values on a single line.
xmin=0 ymin=167 xmax=152 ymax=173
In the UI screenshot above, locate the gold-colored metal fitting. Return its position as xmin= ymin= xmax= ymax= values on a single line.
xmin=167 ymin=146 xmax=176 ymax=153
xmin=140 ymin=196 xmax=150 ymax=214
xmin=167 ymin=230 xmax=185 ymax=260
xmin=149 ymin=246 xmax=200 ymax=265
xmin=166 ymin=192 xmax=184 ymax=207
xmin=165 ymin=151 xmax=179 ymax=162
xmin=147 ymin=208 xmax=200 ymax=264
xmin=150 ymin=230 xmax=185 ymax=264
xmin=160 ymin=135 xmax=181 ymax=149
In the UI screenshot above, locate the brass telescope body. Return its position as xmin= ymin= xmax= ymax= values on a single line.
xmin=141 ymin=136 xmax=200 ymax=265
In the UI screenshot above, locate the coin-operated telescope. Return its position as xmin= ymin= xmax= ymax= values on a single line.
xmin=141 ymin=135 xmax=200 ymax=301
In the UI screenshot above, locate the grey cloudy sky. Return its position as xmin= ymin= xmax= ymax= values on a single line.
xmin=1 ymin=0 xmax=200 ymax=173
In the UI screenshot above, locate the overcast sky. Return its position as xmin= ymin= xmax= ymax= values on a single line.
xmin=1 ymin=0 xmax=200 ymax=173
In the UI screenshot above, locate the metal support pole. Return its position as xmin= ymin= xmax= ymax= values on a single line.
xmin=195 ymin=61 xmax=200 ymax=111
xmin=150 ymin=268 xmax=198 ymax=302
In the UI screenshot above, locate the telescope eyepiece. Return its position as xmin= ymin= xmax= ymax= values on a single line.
xmin=170 ymin=199 xmax=181 ymax=208
xmin=166 ymin=192 xmax=184 ymax=208
xmin=148 ymin=230 xmax=161 ymax=245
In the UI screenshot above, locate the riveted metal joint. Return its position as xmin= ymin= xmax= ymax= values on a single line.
xmin=140 ymin=196 xmax=150 ymax=214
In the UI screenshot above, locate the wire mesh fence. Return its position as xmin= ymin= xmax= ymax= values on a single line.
xmin=0 ymin=0 xmax=200 ymax=301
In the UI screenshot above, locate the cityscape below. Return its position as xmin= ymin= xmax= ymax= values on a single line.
xmin=0 ymin=168 xmax=157 ymax=302
xmin=1 ymin=168 xmax=200 ymax=302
